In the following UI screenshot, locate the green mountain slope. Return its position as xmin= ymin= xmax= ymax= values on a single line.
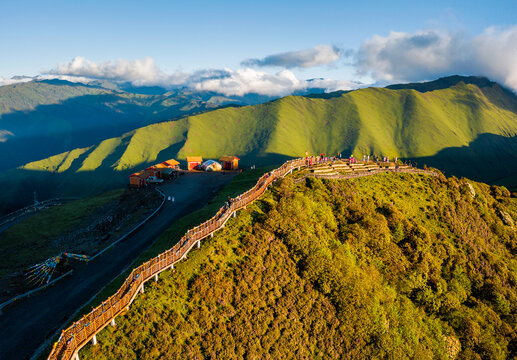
xmin=79 ymin=172 xmax=517 ymax=359
xmin=2 ymin=76 xmax=517 ymax=214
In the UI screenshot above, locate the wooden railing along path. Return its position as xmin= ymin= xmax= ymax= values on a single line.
xmin=47 ymin=158 xmax=436 ymax=360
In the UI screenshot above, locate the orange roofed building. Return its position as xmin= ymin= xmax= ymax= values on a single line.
xmin=161 ymin=159 xmax=180 ymax=169
xmin=220 ymin=156 xmax=240 ymax=170
xmin=152 ymin=159 xmax=180 ymax=178
xmin=129 ymin=171 xmax=146 ymax=187
xmin=186 ymin=156 xmax=203 ymax=170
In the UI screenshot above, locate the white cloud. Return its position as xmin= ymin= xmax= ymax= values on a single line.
xmin=47 ymin=56 xmax=186 ymax=86
xmin=242 ymin=45 xmax=342 ymax=68
xmin=473 ymin=26 xmax=517 ymax=92
xmin=191 ymin=68 xmax=305 ymax=96
xmin=0 ymin=130 xmax=14 ymax=142
xmin=355 ymin=26 xmax=517 ymax=92
xmin=0 ymin=76 xmax=33 ymax=86
xmin=190 ymin=68 xmax=358 ymax=96
xmin=45 ymin=57 xmax=358 ymax=96
xmin=356 ymin=30 xmax=470 ymax=82
xmin=306 ymin=78 xmax=360 ymax=93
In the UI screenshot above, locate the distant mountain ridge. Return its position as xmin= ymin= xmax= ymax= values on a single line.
xmin=1 ymin=75 xmax=517 ymax=214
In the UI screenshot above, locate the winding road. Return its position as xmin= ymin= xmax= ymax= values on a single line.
xmin=0 ymin=172 xmax=236 ymax=360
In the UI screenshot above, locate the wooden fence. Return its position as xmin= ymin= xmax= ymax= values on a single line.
xmin=47 ymin=158 xmax=306 ymax=360
xmin=47 ymin=158 xmax=437 ymax=360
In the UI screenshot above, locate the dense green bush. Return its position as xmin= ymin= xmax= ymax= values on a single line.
xmin=81 ymin=173 xmax=516 ymax=359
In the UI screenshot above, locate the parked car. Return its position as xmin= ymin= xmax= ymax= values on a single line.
xmin=147 ymin=176 xmax=164 ymax=184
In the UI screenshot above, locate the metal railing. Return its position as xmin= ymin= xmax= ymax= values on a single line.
xmin=47 ymin=158 xmax=436 ymax=360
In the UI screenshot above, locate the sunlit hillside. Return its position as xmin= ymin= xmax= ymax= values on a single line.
xmin=79 ymin=171 xmax=517 ymax=360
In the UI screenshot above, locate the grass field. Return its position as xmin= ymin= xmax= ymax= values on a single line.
xmin=0 ymin=189 xmax=124 ymax=277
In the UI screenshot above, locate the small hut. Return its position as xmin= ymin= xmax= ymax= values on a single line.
xmin=129 ymin=171 xmax=146 ymax=187
xmin=219 ymin=156 xmax=240 ymax=170
xmin=187 ymin=156 xmax=203 ymax=170
xmin=200 ymin=160 xmax=222 ymax=172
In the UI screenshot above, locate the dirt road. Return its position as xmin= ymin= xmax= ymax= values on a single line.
xmin=0 ymin=172 xmax=236 ymax=360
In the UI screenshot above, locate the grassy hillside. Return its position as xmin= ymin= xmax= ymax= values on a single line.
xmin=0 ymin=189 xmax=124 ymax=277
xmin=78 ymin=172 xmax=517 ymax=359
xmin=2 ymin=76 xmax=517 ymax=214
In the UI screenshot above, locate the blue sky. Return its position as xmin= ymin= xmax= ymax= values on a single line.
xmin=1 ymin=0 xmax=517 ymax=94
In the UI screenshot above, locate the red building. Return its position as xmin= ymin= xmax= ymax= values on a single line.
xmin=144 ymin=167 xmax=160 ymax=178
xmin=219 ymin=156 xmax=240 ymax=170
xmin=129 ymin=171 xmax=146 ymax=187
xmin=186 ymin=156 xmax=203 ymax=170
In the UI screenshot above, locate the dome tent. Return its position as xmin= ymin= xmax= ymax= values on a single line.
xmin=200 ymin=160 xmax=222 ymax=172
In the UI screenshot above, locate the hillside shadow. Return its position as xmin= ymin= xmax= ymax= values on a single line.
xmin=0 ymin=151 xmax=296 ymax=216
xmin=0 ymin=90 xmax=232 ymax=172
xmin=386 ymin=75 xmax=495 ymax=93
xmin=0 ymin=93 xmax=155 ymax=171
xmin=238 ymin=151 xmax=295 ymax=168
xmin=304 ymin=90 xmax=351 ymax=99
xmin=409 ymin=133 xmax=517 ymax=187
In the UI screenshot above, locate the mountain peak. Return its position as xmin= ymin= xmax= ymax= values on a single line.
xmin=385 ymin=75 xmax=498 ymax=92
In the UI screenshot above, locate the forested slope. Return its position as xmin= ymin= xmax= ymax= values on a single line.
xmin=80 ymin=172 xmax=517 ymax=359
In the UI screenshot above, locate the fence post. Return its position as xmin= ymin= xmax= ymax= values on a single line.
xmin=154 ymin=274 xmax=158 ymax=282
xmin=197 ymin=240 xmax=201 ymax=248
xmin=140 ymin=283 xmax=144 ymax=294
xmin=92 ymin=334 xmax=97 ymax=346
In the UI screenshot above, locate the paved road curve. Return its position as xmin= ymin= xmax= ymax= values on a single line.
xmin=0 ymin=172 xmax=236 ymax=360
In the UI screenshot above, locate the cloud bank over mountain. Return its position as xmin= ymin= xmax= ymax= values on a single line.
xmin=0 ymin=76 xmax=32 ymax=87
xmin=3 ymin=25 xmax=517 ymax=95
xmin=43 ymin=57 xmax=358 ymax=96
xmin=47 ymin=57 xmax=173 ymax=86
xmin=355 ymin=26 xmax=517 ymax=91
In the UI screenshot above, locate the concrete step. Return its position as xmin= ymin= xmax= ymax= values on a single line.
xmin=313 ymin=168 xmax=336 ymax=174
